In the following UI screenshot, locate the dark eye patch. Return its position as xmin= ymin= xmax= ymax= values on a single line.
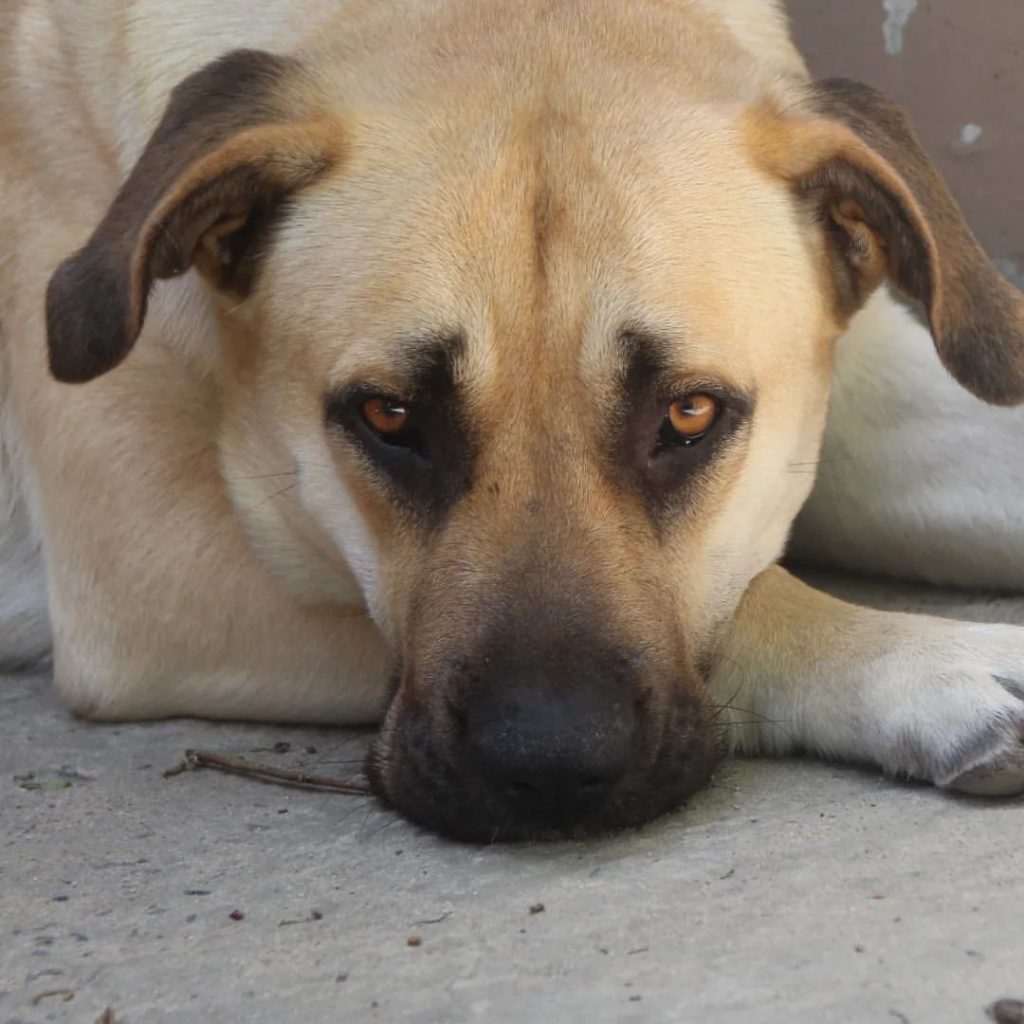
xmin=324 ymin=336 xmax=475 ymax=526
xmin=612 ymin=329 xmax=752 ymax=525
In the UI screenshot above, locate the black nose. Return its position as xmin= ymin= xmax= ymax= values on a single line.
xmin=465 ymin=681 xmax=635 ymax=826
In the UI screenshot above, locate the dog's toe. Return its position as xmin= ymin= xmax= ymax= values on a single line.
xmin=947 ymin=742 xmax=1024 ymax=796
xmin=948 ymin=744 xmax=1024 ymax=796
xmin=943 ymin=677 xmax=1024 ymax=797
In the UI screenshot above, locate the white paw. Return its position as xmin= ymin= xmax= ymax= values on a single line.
xmin=940 ymin=673 xmax=1024 ymax=796
xmin=864 ymin=624 xmax=1024 ymax=797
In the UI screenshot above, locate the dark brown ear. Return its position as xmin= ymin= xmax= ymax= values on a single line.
xmin=750 ymin=77 xmax=1024 ymax=405
xmin=46 ymin=49 xmax=341 ymax=383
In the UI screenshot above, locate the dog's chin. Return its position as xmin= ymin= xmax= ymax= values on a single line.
xmin=364 ymin=723 xmax=724 ymax=844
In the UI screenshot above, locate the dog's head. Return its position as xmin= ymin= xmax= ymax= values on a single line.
xmin=46 ymin=5 xmax=1024 ymax=840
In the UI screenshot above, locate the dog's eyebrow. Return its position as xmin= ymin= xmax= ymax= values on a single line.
xmin=616 ymin=326 xmax=754 ymax=408
xmin=335 ymin=331 xmax=464 ymax=397
xmin=323 ymin=333 xmax=466 ymax=433
xmin=617 ymin=327 xmax=673 ymax=374
xmin=616 ymin=328 xmax=682 ymax=402
xmin=396 ymin=331 xmax=465 ymax=387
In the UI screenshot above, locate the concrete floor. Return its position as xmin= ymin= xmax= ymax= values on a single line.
xmin=2 ymin=576 xmax=1023 ymax=1024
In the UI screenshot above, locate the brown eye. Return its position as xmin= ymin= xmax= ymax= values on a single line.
xmin=362 ymin=397 xmax=410 ymax=436
xmin=667 ymin=393 xmax=719 ymax=441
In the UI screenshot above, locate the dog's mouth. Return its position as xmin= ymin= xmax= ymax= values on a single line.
xmin=363 ymin=682 xmax=724 ymax=843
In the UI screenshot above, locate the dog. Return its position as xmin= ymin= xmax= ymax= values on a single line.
xmin=2 ymin=0 xmax=1023 ymax=841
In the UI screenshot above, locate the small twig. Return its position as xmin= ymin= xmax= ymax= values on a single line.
xmin=96 ymin=1009 xmax=120 ymax=1024
xmin=32 ymin=988 xmax=74 ymax=1005
xmin=414 ymin=911 xmax=452 ymax=926
xmin=279 ymin=910 xmax=324 ymax=926
xmin=163 ymin=749 xmax=370 ymax=795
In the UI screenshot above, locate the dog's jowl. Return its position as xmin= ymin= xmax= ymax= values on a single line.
xmin=3 ymin=1 xmax=1024 ymax=841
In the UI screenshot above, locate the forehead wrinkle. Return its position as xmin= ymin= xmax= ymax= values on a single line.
xmin=484 ymin=141 xmax=674 ymax=492
xmin=439 ymin=119 xmax=571 ymax=455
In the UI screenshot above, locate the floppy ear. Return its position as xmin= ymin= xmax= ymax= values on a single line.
xmin=751 ymin=77 xmax=1024 ymax=405
xmin=46 ymin=49 xmax=341 ymax=384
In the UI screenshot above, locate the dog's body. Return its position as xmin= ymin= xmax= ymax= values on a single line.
xmin=2 ymin=0 xmax=1023 ymax=839
xmin=796 ymin=291 xmax=1024 ymax=589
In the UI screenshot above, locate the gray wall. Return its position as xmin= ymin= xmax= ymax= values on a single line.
xmin=787 ymin=0 xmax=1024 ymax=278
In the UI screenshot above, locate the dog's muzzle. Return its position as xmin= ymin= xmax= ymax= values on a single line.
xmin=365 ymin=641 xmax=722 ymax=841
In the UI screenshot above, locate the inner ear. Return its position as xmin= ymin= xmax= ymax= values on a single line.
xmin=746 ymin=79 xmax=1024 ymax=406
xmin=828 ymin=197 xmax=891 ymax=297
xmin=150 ymin=170 xmax=273 ymax=295
xmin=138 ymin=124 xmax=337 ymax=304
xmin=190 ymin=199 xmax=281 ymax=296
xmin=797 ymin=153 xmax=936 ymax=321
xmin=45 ymin=49 xmax=341 ymax=385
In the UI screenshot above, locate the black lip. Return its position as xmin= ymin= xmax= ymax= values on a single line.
xmin=364 ymin=704 xmax=724 ymax=844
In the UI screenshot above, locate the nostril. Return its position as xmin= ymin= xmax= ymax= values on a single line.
xmin=446 ymin=700 xmax=470 ymax=741
xmin=502 ymin=774 xmax=611 ymax=805
xmin=466 ymin=683 xmax=637 ymax=820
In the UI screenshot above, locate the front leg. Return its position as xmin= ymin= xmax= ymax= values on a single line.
xmin=711 ymin=566 xmax=1024 ymax=796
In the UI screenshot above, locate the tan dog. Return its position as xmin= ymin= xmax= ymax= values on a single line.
xmin=2 ymin=0 xmax=1023 ymax=840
